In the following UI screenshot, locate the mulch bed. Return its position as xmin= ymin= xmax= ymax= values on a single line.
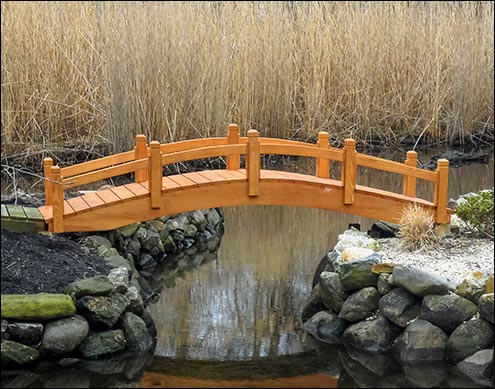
xmin=1 ymin=229 xmax=111 ymax=295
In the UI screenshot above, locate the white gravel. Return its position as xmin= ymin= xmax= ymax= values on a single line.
xmin=377 ymin=236 xmax=494 ymax=286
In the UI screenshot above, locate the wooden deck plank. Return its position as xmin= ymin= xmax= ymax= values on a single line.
xmin=214 ymin=169 xmax=246 ymax=181
xmin=162 ymin=176 xmax=182 ymax=191
xmin=124 ymin=182 xmax=149 ymax=197
xmin=194 ymin=170 xmax=229 ymax=184
xmin=110 ymin=186 xmax=136 ymax=202
xmin=64 ymin=201 xmax=77 ymax=216
xmin=96 ymin=188 xmax=122 ymax=205
xmin=23 ymin=207 xmax=45 ymax=222
xmin=38 ymin=205 xmax=53 ymax=221
xmin=184 ymin=171 xmax=213 ymax=185
xmin=5 ymin=205 xmax=27 ymax=220
xmin=67 ymin=197 xmax=91 ymax=214
xmin=81 ymin=192 xmax=106 ymax=209
xmin=168 ymin=174 xmax=198 ymax=188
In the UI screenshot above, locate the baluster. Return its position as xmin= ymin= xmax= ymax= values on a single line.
xmin=342 ymin=138 xmax=356 ymax=205
xmin=316 ymin=131 xmax=329 ymax=178
xmin=135 ymin=134 xmax=148 ymax=183
xmin=51 ymin=166 xmax=64 ymax=233
xmin=434 ymin=159 xmax=449 ymax=223
xmin=247 ymin=130 xmax=260 ymax=196
xmin=403 ymin=150 xmax=417 ymax=197
xmin=149 ymin=141 xmax=162 ymax=209
xmin=226 ymin=123 xmax=240 ymax=170
xmin=43 ymin=157 xmax=53 ymax=206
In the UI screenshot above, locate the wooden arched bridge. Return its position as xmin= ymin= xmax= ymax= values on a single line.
xmin=34 ymin=124 xmax=450 ymax=233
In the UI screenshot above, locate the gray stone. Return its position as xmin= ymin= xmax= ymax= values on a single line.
xmin=133 ymin=226 xmax=148 ymax=243
xmin=117 ymin=312 xmax=153 ymax=351
xmin=377 ymin=273 xmax=395 ymax=295
xmin=103 ymin=247 xmax=120 ymax=258
xmin=7 ymin=322 xmax=44 ymax=345
xmin=378 ymin=287 xmax=420 ymax=327
xmin=125 ymin=239 xmax=141 ymax=258
xmin=319 ymin=271 xmax=350 ymax=313
xmin=206 ymin=208 xmax=221 ymax=231
xmin=456 ymin=277 xmax=486 ymax=303
xmin=183 ymin=223 xmax=198 ymax=237
xmin=1 ymin=319 xmax=8 ymax=340
xmin=420 ymin=293 xmax=478 ymax=333
xmin=78 ymin=330 xmax=126 ymax=360
xmin=342 ymin=315 xmax=402 ymax=353
xmin=403 ymin=363 xmax=447 ymax=388
xmin=392 ymin=266 xmax=454 ymax=296
xmin=141 ymin=229 xmax=164 ymax=255
xmin=108 ymin=267 xmax=129 ymax=294
xmin=65 ymin=275 xmax=113 ymax=299
xmin=1 ymin=293 xmax=76 ymax=320
xmin=118 ymin=223 xmax=140 ymax=238
xmin=339 ymin=253 xmax=380 ymax=292
xmin=338 ymin=287 xmax=381 ymax=322
xmin=126 ymin=286 xmax=145 ymax=315
xmin=82 ymin=235 xmax=112 ymax=256
xmin=41 ymin=315 xmax=89 ymax=356
xmin=395 ymin=319 xmax=448 ymax=363
xmin=76 ymin=293 xmax=130 ymax=328
xmin=1 ymin=340 xmax=39 ymax=365
xmin=303 ymin=311 xmax=347 ymax=344
xmin=446 ymin=365 xmax=488 ymax=388
xmin=446 ymin=318 xmax=494 ymax=362
xmin=188 ymin=210 xmax=208 ymax=231
xmin=478 ymin=293 xmax=494 ymax=324
xmin=457 ymin=349 xmax=494 ymax=387
xmin=104 ymin=255 xmax=134 ymax=276
xmin=335 ymin=229 xmax=380 ymax=253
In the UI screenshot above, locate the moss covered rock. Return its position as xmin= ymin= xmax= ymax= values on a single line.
xmin=1 ymin=293 xmax=75 ymax=320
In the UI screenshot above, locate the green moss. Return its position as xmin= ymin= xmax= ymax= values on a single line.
xmin=1 ymin=293 xmax=75 ymax=320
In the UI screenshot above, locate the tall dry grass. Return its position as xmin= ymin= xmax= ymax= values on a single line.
xmin=1 ymin=1 xmax=493 ymax=164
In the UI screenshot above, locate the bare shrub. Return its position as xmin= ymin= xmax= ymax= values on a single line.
xmin=397 ymin=203 xmax=440 ymax=251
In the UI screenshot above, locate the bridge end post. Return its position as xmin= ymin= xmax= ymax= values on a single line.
xmin=50 ymin=165 xmax=64 ymax=233
xmin=149 ymin=141 xmax=162 ymax=209
xmin=434 ymin=158 xmax=449 ymax=224
xmin=342 ymin=138 xmax=356 ymax=205
xmin=43 ymin=157 xmax=53 ymax=206
xmin=226 ymin=124 xmax=240 ymax=170
xmin=247 ymin=130 xmax=260 ymax=197
xmin=135 ymin=134 xmax=148 ymax=183
xmin=316 ymin=131 xmax=329 ymax=178
xmin=403 ymin=150 xmax=417 ymax=197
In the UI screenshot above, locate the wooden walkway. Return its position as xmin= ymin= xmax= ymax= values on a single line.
xmin=1 ymin=204 xmax=46 ymax=232
xmin=37 ymin=124 xmax=451 ymax=233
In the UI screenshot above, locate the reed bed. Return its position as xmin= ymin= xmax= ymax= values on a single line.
xmin=1 ymin=1 xmax=493 ymax=166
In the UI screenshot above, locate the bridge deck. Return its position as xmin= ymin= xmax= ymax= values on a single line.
xmin=38 ymin=169 xmax=437 ymax=233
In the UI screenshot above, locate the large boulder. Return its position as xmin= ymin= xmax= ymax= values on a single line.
xmin=478 ymin=293 xmax=494 ymax=324
xmin=6 ymin=322 xmax=43 ymax=346
xmin=338 ymin=287 xmax=381 ymax=322
xmin=391 ymin=266 xmax=453 ymax=296
xmin=419 ymin=293 xmax=478 ymax=333
xmin=76 ymin=293 xmax=130 ymax=328
xmin=117 ymin=312 xmax=153 ymax=352
xmin=65 ymin=275 xmax=114 ymax=299
xmin=446 ymin=318 xmax=494 ymax=363
xmin=339 ymin=253 xmax=381 ymax=292
xmin=342 ymin=315 xmax=402 ymax=353
xmin=303 ymin=311 xmax=347 ymax=344
xmin=319 ymin=271 xmax=350 ymax=313
xmin=394 ymin=319 xmax=448 ymax=363
xmin=1 ymin=293 xmax=75 ymax=320
xmin=78 ymin=330 xmax=126 ymax=360
xmin=1 ymin=340 xmax=39 ymax=366
xmin=40 ymin=315 xmax=89 ymax=356
xmin=457 ymin=349 xmax=494 ymax=387
xmin=378 ymin=287 xmax=420 ymax=327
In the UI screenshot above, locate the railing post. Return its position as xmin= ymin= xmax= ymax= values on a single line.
xmin=135 ymin=134 xmax=148 ymax=183
xmin=51 ymin=165 xmax=64 ymax=233
xmin=43 ymin=157 xmax=53 ymax=206
xmin=247 ymin=129 xmax=260 ymax=197
xmin=149 ymin=141 xmax=162 ymax=209
xmin=403 ymin=150 xmax=417 ymax=197
xmin=226 ymin=123 xmax=240 ymax=170
xmin=434 ymin=159 xmax=449 ymax=223
xmin=342 ymin=138 xmax=356 ymax=205
xmin=316 ymin=131 xmax=329 ymax=178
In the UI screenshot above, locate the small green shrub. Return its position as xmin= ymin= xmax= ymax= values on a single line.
xmin=455 ymin=189 xmax=494 ymax=238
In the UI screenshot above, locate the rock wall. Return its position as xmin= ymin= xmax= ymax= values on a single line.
xmin=303 ymin=229 xmax=494 ymax=387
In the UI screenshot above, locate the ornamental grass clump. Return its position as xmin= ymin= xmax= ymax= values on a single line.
xmin=397 ymin=203 xmax=439 ymax=251
xmin=456 ymin=189 xmax=494 ymax=239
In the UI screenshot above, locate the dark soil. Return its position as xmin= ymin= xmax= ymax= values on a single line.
xmin=1 ymin=229 xmax=111 ymax=294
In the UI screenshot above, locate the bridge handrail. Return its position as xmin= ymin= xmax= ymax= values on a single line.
xmin=60 ymin=150 xmax=136 ymax=178
xmin=161 ymin=144 xmax=246 ymax=166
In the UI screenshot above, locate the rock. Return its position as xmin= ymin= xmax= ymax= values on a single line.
xmin=339 ymin=253 xmax=381 ymax=291
xmin=65 ymin=275 xmax=114 ymax=299
xmin=392 ymin=266 xmax=454 ymax=296
xmin=378 ymin=287 xmax=420 ymax=327
xmin=82 ymin=235 xmax=112 ymax=257
xmin=446 ymin=365 xmax=487 ymax=388
xmin=419 ymin=293 xmax=478 ymax=333
xmin=311 ymin=253 xmax=333 ymax=287
xmin=104 ymin=255 xmax=134 ymax=276
xmin=338 ymin=287 xmax=381 ymax=322
xmin=377 ymin=273 xmax=395 ymax=295
xmin=126 ymin=286 xmax=145 ymax=315
xmin=478 ymin=293 xmax=494 ymax=324
xmin=370 ymin=263 xmax=396 ymax=274
xmin=485 ymin=274 xmax=494 ymax=294
xmin=183 ymin=223 xmax=198 ymax=238
xmin=1 ymin=320 xmax=9 ymax=340
xmin=456 ymin=276 xmax=487 ymax=303
xmin=402 ymin=363 xmax=447 ymax=388
xmin=78 ymin=330 xmax=126 ymax=360
xmin=103 ymin=247 xmax=120 ymax=258
xmin=335 ymin=229 xmax=380 ymax=253
xmin=40 ymin=315 xmax=89 ymax=356
xmin=76 ymin=293 xmax=130 ymax=329
xmin=7 ymin=322 xmax=44 ymax=345
xmin=1 ymin=293 xmax=75 ymax=320
xmin=446 ymin=318 xmax=494 ymax=362
xmin=303 ymin=311 xmax=347 ymax=344
xmin=118 ymin=224 xmax=140 ymax=238
xmin=141 ymin=229 xmax=164 ymax=257
xmin=338 ymin=348 xmax=380 ymax=388
xmin=125 ymin=239 xmax=141 ymax=258
xmin=319 ymin=272 xmax=350 ymax=313
xmin=395 ymin=319 xmax=448 ymax=363
xmin=368 ymin=221 xmax=399 ymax=238
xmin=117 ymin=312 xmax=153 ymax=352
xmin=343 ymin=343 xmax=397 ymax=377
xmin=108 ymin=267 xmax=129 ymax=294
xmin=457 ymin=349 xmax=494 ymax=387
xmin=341 ymin=247 xmax=375 ymax=262
xmin=188 ymin=210 xmax=208 ymax=231
xmin=1 ymin=340 xmax=39 ymax=366
xmin=206 ymin=208 xmax=221 ymax=232
xmin=342 ymin=315 xmax=402 ymax=353
xmin=301 ymin=284 xmax=326 ymax=322
xmin=139 ymin=309 xmax=158 ymax=339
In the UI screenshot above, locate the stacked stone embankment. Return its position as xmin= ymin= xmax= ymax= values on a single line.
xmin=303 ymin=229 xmax=494 ymax=387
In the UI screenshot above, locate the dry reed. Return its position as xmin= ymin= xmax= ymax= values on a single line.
xmin=397 ymin=203 xmax=440 ymax=251
xmin=2 ymin=1 xmax=493 ymax=165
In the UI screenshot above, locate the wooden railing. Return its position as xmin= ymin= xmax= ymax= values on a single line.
xmin=42 ymin=123 xmax=450 ymax=232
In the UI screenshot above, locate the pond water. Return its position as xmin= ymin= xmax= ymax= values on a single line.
xmin=1 ymin=148 xmax=493 ymax=388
